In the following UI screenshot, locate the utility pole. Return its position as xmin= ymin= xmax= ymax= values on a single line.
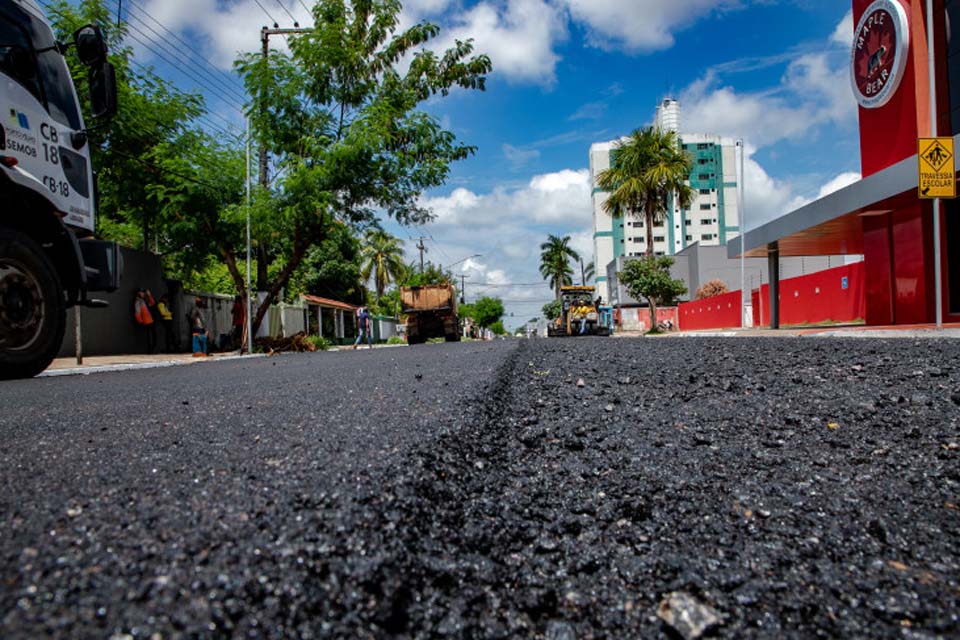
xmin=256 ymin=25 xmax=312 ymax=290
xmin=459 ymin=274 xmax=469 ymax=304
xmin=416 ymin=237 xmax=428 ymax=273
xmin=580 ymin=258 xmax=585 ymax=286
xmin=926 ymin=0 xmax=943 ymax=329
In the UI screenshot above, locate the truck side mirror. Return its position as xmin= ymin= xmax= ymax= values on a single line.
xmin=73 ymin=25 xmax=107 ymax=66
xmin=89 ymin=61 xmax=117 ymax=120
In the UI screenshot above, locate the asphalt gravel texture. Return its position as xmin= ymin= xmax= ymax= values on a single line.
xmin=1 ymin=337 xmax=959 ymax=639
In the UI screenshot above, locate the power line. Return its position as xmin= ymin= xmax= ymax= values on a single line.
xmin=120 ymin=0 xmax=247 ymax=104
xmin=110 ymin=2 xmax=246 ymax=108
xmin=297 ymin=0 xmax=312 ymax=15
xmin=274 ymin=0 xmax=300 ymax=26
xmin=252 ymin=0 xmax=279 ymax=27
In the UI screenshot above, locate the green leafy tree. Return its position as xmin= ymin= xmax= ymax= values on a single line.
xmin=619 ymin=256 xmax=687 ymax=333
xmin=360 ymin=230 xmax=406 ymax=301
xmin=47 ymin=0 xmax=211 ymax=255
xmin=234 ymin=0 xmax=491 ymax=335
xmin=401 ymin=261 xmax=453 ymax=287
xmin=286 ymin=222 xmax=363 ymax=304
xmin=489 ymin=320 xmax=506 ymax=336
xmin=460 ymin=296 xmax=504 ymax=328
xmin=581 ymin=260 xmax=595 ymax=285
xmin=596 ymin=127 xmax=694 ymax=255
xmin=540 ymin=234 xmax=580 ymax=299
xmin=542 ymin=299 xmax=562 ymax=321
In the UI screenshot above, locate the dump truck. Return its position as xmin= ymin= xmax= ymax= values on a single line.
xmin=401 ymin=283 xmax=460 ymax=344
xmin=547 ymin=285 xmax=610 ymax=337
xmin=1 ymin=0 xmax=119 ymax=378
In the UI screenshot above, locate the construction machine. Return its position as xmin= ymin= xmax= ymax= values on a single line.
xmin=547 ymin=285 xmax=610 ymax=337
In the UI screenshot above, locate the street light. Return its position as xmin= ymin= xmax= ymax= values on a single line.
xmin=443 ymin=253 xmax=482 ymax=270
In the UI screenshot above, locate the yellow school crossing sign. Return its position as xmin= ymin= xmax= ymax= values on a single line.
xmin=918 ymin=137 xmax=956 ymax=199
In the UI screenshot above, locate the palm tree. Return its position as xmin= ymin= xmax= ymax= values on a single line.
xmin=580 ymin=259 xmax=595 ymax=285
xmin=539 ymin=234 xmax=580 ymax=299
xmin=360 ymin=230 xmax=406 ymax=301
xmin=596 ymin=127 xmax=695 ymax=256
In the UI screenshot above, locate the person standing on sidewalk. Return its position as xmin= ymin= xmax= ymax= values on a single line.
xmin=133 ymin=289 xmax=156 ymax=354
xmin=156 ymin=293 xmax=177 ymax=352
xmin=353 ymin=306 xmax=373 ymax=349
xmin=190 ymin=297 xmax=208 ymax=357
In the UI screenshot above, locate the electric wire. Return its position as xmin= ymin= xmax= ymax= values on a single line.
xmin=33 ymin=0 xmax=246 ymax=127
xmin=274 ymin=0 xmax=299 ymax=25
xmin=120 ymin=32 xmax=243 ymax=131
xmin=110 ymin=1 xmax=246 ymax=109
xmin=297 ymin=0 xmax=312 ymax=16
xmin=119 ymin=0 xmax=248 ymax=104
xmin=252 ymin=0 xmax=279 ymax=26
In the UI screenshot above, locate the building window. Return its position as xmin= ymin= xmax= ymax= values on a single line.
xmin=697 ymin=143 xmax=710 ymax=150
xmin=654 ymin=221 xmax=664 ymax=228
xmin=653 ymin=235 xmax=665 ymax=242
xmin=700 ymin=218 xmax=712 ymax=225
xmin=685 ymin=220 xmax=692 ymax=226
xmin=655 ymin=251 xmax=665 ymax=256
xmin=697 ymin=158 xmax=710 ymax=165
xmin=699 ymin=188 xmax=710 ymax=195
xmin=698 ymin=173 xmax=710 ymax=180
xmin=685 ymin=235 xmax=693 ymax=241
xmin=702 ymin=234 xmax=714 ymax=241
xmin=700 ymin=204 xmax=711 ymax=210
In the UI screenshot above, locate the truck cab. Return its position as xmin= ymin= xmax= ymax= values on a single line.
xmin=0 ymin=0 xmax=118 ymax=378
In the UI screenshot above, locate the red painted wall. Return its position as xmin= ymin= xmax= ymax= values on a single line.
xmin=892 ymin=204 xmax=935 ymax=323
xmin=862 ymin=214 xmax=895 ymax=324
xmin=751 ymin=263 xmax=866 ymax=327
xmin=678 ymin=291 xmax=742 ymax=331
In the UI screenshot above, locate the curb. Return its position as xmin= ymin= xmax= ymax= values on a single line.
xmin=39 ymin=353 xmax=266 ymax=378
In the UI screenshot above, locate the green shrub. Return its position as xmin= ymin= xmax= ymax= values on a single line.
xmin=387 ymin=336 xmax=406 ymax=345
xmin=305 ymin=335 xmax=331 ymax=351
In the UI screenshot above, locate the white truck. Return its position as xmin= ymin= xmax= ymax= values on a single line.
xmin=1 ymin=0 xmax=118 ymax=378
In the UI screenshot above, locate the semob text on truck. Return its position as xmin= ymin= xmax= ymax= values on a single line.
xmin=0 ymin=0 xmax=119 ymax=379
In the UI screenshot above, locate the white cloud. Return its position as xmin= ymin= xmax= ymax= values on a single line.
xmin=679 ymin=13 xmax=856 ymax=148
xmin=136 ymin=0 xmax=315 ymax=69
xmin=559 ymin=0 xmax=739 ymax=52
xmin=422 ymin=168 xmax=592 ymax=227
xmin=831 ymin=10 xmax=854 ymax=47
xmin=441 ymin=0 xmax=567 ymax=86
xmin=502 ymin=144 xmax=541 ymax=171
xmin=816 ymin=171 xmax=861 ymax=199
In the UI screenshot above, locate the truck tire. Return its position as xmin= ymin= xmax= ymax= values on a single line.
xmin=0 ymin=228 xmax=66 ymax=379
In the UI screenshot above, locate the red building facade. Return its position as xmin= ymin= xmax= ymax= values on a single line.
xmin=731 ymin=0 xmax=960 ymax=327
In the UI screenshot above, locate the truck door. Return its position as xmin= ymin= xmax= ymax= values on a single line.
xmin=0 ymin=2 xmax=93 ymax=232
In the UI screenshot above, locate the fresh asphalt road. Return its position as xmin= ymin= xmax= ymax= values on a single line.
xmin=1 ymin=337 xmax=958 ymax=639
xmin=0 ymin=341 xmax=516 ymax=638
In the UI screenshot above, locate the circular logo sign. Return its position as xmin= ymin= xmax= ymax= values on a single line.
xmin=850 ymin=0 xmax=910 ymax=109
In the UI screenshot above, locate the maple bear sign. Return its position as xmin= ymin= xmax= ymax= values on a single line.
xmin=850 ymin=0 xmax=910 ymax=109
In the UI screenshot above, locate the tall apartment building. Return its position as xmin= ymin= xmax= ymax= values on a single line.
xmin=591 ymin=99 xmax=740 ymax=302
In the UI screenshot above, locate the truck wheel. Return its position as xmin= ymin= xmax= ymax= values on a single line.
xmin=0 ymin=229 xmax=66 ymax=379
xmin=444 ymin=333 xmax=460 ymax=342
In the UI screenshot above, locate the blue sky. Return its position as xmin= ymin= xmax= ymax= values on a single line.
xmin=80 ymin=0 xmax=861 ymax=327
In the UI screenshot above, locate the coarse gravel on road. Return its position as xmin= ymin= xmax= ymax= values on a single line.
xmin=1 ymin=337 xmax=959 ymax=639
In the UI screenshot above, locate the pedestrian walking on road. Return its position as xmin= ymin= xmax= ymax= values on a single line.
xmin=156 ymin=293 xmax=177 ymax=352
xmin=133 ymin=288 xmax=156 ymax=354
xmin=190 ymin=297 xmax=209 ymax=357
xmin=353 ymin=306 xmax=373 ymax=349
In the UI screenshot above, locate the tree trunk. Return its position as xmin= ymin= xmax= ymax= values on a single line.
xmin=648 ymin=296 xmax=658 ymax=333
xmin=645 ymin=205 xmax=655 ymax=256
xmin=256 ymin=245 xmax=269 ymax=291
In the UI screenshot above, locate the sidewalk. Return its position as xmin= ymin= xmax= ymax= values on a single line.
xmin=41 ymin=352 xmax=261 ymax=377
xmin=613 ymin=322 xmax=960 ymax=339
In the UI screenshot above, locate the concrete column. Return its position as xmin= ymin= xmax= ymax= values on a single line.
xmin=317 ymin=307 xmax=323 ymax=336
xmin=768 ymin=242 xmax=780 ymax=330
